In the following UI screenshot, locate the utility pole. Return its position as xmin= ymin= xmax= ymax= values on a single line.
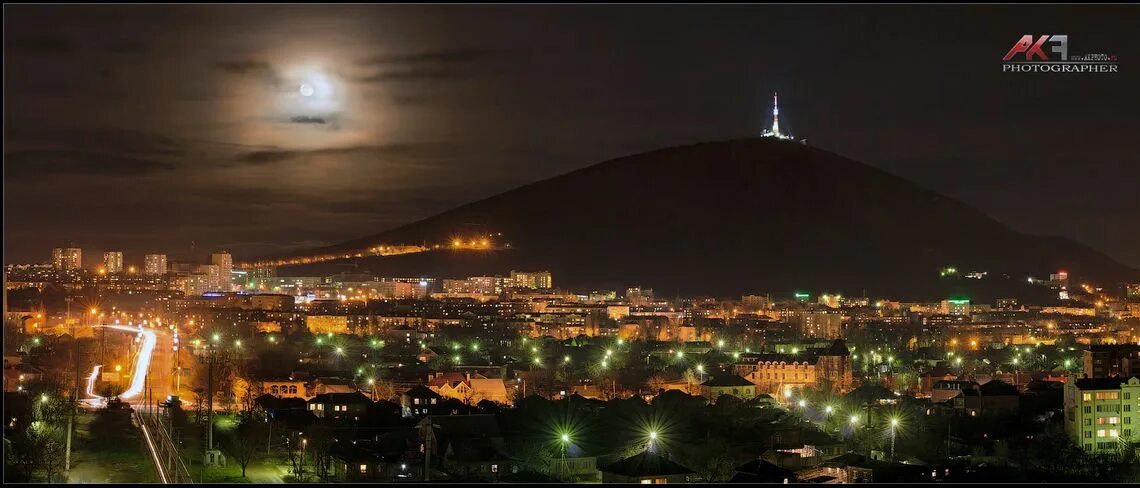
xmin=422 ymin=415 xmax=432 ymax=482
xmin=65 ymin=296 xmax=77 ymax=473
xmin=206 ymin=346 xmax=215 ymax=450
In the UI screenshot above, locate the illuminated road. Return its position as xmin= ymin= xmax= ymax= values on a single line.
xmin=83 ymin=324 xmax=174 ymax=407
xmin=82 ymin=324 xmax=187 ymax=483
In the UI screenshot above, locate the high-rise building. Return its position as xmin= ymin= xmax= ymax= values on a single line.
xmin=1064 ymin=376 xmax=1140 ymax=453
xmin=144 ymin=254 xmax=168 ymax=275
xmin=195 ymin=264 xmax=222 ymax=292
xmin=248 ymin=266 xmax=276 ymax=281
xmin=103 ymin=251 xmax=124 ymax=273
xmin=627 ymin=287 xmax=655 ymax=306
xmin=51 ymin=247 xmax=82 ymax=270
xmin=510 ymin=270 xmax=552 ymax=289
xmin=1084 ymin=344 xmax=1140 ymax=379
xmin=742 ymin=294 xmax=771 ymax=310
xmin=940 ymin=299 xmax=971 ymax=316
xmin=210 ymin=252 xmax=233 ymax=291
xmin=799 ymin=310 xmax=845 ymax=339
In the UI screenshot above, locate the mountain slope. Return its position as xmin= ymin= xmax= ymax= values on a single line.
xmin=275 ymin=138 xmax=1137 ymax=298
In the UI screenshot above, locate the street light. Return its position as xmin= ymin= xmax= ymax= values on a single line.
xmin=889 ymin=417 xmax=900 ymax=462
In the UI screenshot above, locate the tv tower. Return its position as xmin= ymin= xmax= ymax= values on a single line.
xmin=761 ymin=92 xmax=794 ymax=140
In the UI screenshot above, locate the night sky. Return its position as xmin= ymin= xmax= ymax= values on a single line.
xmin=5 ymin=5 xmax=1138 ymax=267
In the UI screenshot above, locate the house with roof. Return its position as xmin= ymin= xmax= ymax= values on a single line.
xmin=307 ymin=376 xmax=358 ymax=397
xmin=401 ymin=385 xmax=442 ymax=418
xmin=700 ymin=375 xmax=757 ymax=401
xmin=799 ymin=452 xmax=929 ymax=483
xmin=928 ymin=379 xmax=1020 ymax=417
xmin=730 ymin=458 xmax=797 ymax=483
xmin=599 ymin=449 xmax=694 ymax=484
xmin=428 ymin=372 xmax=512 ymax=406
xmin=420 ymin=414 xmax=518 ymax=481
xmin=328 ymin=432 xmax=418 ymax=482
xmin=307 ymin=391 xmax=372 ymax=420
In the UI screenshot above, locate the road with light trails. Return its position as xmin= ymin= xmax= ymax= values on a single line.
xmin=82 ymin=324 xmax=191 ymax=483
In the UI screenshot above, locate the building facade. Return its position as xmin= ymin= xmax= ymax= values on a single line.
xmin=1064 ymin=376 xmax=1140 ymax=453
xmin=144 ymin=254 xmax=168 ymax=275
xmin=103 ymin=251 xmax=124 ymax=273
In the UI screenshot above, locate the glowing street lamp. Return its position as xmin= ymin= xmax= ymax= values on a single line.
xmin=849 ymin=414 xmax=859 ymax=426
xmin=889 ymin=417 xmax=900 ymax=462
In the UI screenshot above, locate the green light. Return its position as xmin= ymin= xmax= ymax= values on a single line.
xmin=560 ymin=433 xmax=570 ymax=443
xmin=850 ymin=415 xmax=859 ymax=425
xmin=212 ymin=333 xmax=220 ymax=342
xmin=335 ymin=346 xmax=344 ymax=354
xmin=317 ymin=337 xmax=324 ymax=344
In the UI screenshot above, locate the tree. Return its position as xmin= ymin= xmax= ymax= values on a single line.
xmin=226 ymin=419 xmax=264 ymax=477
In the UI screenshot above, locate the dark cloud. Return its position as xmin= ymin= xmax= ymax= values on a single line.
xmin=215 ymin=59 xmax=281 ymax=86
xmin=289 ymin=116 xmax=328 ymax=125
xmin=4 ymin=149 xmax=177 ymax=179
xmin=6 ymin=36 xmax=75 ymax=53
xmin=355 ymin=47 xmax=522 ymax=83
xmin=105 ymin=39 xmax=147 ymax=54
xmin=234 ymin=143 xmax=455 ymax=166
xmin=358 ymin=69 xmax=473 ymax=83
xmin=357 ymin=47 xmax=500 ymax=66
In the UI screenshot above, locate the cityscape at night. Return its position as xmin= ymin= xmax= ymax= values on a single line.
xmin=4 ymin=3 xmax=1140 ymax=485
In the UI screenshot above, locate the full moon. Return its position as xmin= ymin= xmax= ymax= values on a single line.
xmin=299 ymin=83 xmax=315 ymax=97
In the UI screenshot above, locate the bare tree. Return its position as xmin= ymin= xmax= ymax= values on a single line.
xmin=226 ymin=419 xmax=263 ymax=477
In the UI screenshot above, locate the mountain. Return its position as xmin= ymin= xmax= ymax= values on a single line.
xmin=269 ymin=138 xmax=1137 ymax=299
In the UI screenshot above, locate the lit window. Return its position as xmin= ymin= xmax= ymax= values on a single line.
xmin=1082 ymin=393 xmax=1092 ymax=402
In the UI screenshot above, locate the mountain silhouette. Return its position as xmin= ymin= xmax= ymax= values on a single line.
xmin=268 ymin=138 xmax=1137 ymax=299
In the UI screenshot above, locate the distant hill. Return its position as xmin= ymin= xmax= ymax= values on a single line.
xmin=269 ymin=138 xmax=1137 ymax=299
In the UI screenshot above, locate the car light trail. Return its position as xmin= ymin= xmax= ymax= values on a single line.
xmin=84 ymin=364 xmax=105 ymax=407
xmin=85 ymin=325 xmax=157 ymax=403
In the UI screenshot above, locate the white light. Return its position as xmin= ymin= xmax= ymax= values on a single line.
xmin=299 ymin=83 xmax=315 ymax=97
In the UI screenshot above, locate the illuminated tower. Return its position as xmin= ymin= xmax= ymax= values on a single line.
xmin=771 ymin=93 xmax=781 ymax=137
xmin=761 ymin=92 xmax=794 ymax=140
